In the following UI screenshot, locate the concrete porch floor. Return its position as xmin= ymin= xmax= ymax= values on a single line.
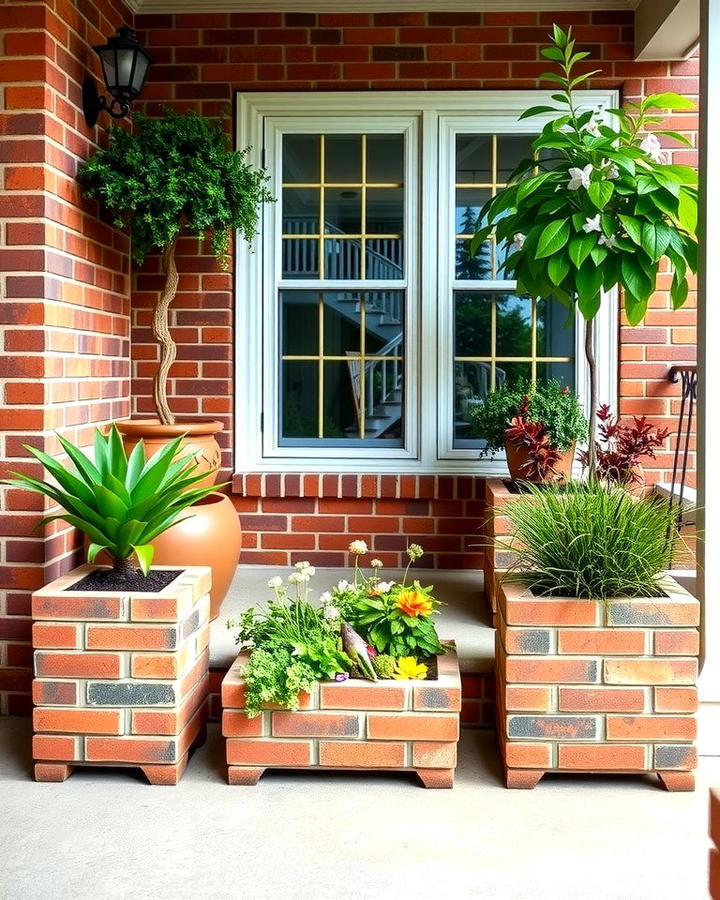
xmin=0 ymin=717 xmax=718 ymax=899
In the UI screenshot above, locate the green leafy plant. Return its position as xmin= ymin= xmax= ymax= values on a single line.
xmin=5 ymin=426 xmax=220 ymax=577
xmin=78 ymin=109 xmax=273 ymax=426
xmin=237 ymin=648 xmax=318 ymax=718
xmin=470 ymin=25 xmax=698 ymax=476
xmin=469 ymin=378 xmax=587 ymax=453
xmin=502 ymin=480 xmax=681 ymax=603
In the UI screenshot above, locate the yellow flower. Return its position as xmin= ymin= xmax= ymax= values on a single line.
xmin=395 ymin=587 xmax=433 ymax=618
xmin=392 ymin=657 xmax=428 ymax=680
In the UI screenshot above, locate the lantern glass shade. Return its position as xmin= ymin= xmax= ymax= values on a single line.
xmin=94 ymin=27 xmax=152 ymax=103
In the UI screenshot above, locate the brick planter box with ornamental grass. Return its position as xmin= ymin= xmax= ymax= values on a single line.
xmin=221 ymin=645 xmax=462 ymax=788
xmin=496 ymin=576 xmax=700 ymax=790
xmin=31 ymin=565 xmax=211 ymax=785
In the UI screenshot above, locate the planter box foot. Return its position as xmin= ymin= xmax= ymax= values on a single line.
xmin=505 ymin=767 xmax=544 ymax=789
xmin=657 ymin=770 xmax=695 ymax=792
xmin=35 ymin=763 xmax=74 ymax=782
xmin=228 ymin=766 xmax=265 ymax=785
xmin=141 ymin=754 xmax=189 ymax=786
xmin=416 ymin=767 xmax=454 ymax=789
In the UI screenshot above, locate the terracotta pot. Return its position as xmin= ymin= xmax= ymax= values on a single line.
xmin=150 ymin=493 xmax=242 ymax=621
xmin=115 ymin=419 xmax=223 ymax=489
xmin=504 ymin=439 xmax=576 ymax=483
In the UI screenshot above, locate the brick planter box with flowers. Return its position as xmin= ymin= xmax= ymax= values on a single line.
xmin=32 ymin=564 xmax=211 ymax=785
xmin=221 ymin=646 xmax=461 ymax=788
xmin=222 ymin=542 xmax=461 ymax=787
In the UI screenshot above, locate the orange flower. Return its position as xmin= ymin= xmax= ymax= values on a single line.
xmin=395 ymin=588 xmax=433 ymax=618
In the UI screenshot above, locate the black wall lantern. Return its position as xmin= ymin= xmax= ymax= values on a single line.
xmin=82 ymin=26 xmax=153 ymax=128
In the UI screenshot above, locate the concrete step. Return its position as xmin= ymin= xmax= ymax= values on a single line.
xmin=211 ymin=565 xmax=492 ymax=675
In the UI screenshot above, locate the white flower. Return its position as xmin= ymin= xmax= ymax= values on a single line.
xmin=407 ymin=543 xmax=424 ymax=562
xmin=370 ymin=558 xmax=383 ymax=569
xmin=323 ymin=605 xmax=340 ymax=621
xmin=580 ymin=119 xmax=601 ymax=137
xmin=305 ymin=566 xmax=315 ymax=577
xmin=348 ymin=539 xmax=368 ymax=555
xmin=295 ymin=561 xmax=309 ymax=570
xmin=337 ymin=580 xmax=349 ymax=591
xmin=598 ymin=233 xmax=618 ymax=249
xmin=512 ymin=232 xmax=526 ymax=251
xmin=567 ymin=164 xmax=593 ymax=191
xmin=267 ymin=576 xmax=283 ymax=589
xmin=640 ymin=133 xmax=666 ymax=164
xmin=601 ymin=159 xmax=620 ymax=181
xmin=319 ymin=591 xmax=333 ymax=604
xmin=582 ymin=214 xmax=602 ymax=234
xmin=288 ymin=572 xmax=310 ymax=585
xmin=375 ymin=581 xmax=395 ymax=594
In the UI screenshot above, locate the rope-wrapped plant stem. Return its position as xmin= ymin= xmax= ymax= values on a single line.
xmin=152 ymin=239 xmax=179 ymax=426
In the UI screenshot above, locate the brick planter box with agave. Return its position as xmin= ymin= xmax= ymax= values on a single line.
xmin=222 ymin=543 xmax=461 ymax=788
xmin=495 ymin=483 xmax=699 ymax=791
xmin=6 ymin=426 xmax=220 ymax=785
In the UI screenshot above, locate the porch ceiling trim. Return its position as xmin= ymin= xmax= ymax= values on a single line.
xmin=127 ymin=0 xmax=640 ymax=13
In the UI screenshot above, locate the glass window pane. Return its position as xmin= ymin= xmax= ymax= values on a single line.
xmin=536 ymin=361 xmax=575 ymax=390
xmin=496 ymin=294 xmax=533 ymax=358
xmin=325 ymin=188 xmax=361 ymax=234
xmin=456 ymin=134 xmax=492 ymax=184
xmin=536 ymin=298 xmax=575 ymax=359
xmin=455 ymin=188 xmax=490 ymax=234
xmin=324 ymin=238 xmax=360 ymax=280
xmin=283 ymin=187 xmax=319 ymax=232
xmin=497 ymin=134 xmax=535 ymax=183
xmin=366 ymin=134 xmax=404 ymax=183
xmin=495 ymin=361 xmax=532 ymax=389
xmin=282 ymin=238 xmax=319 ymax=279
xmin=325 ymin=134 xmax=361 ymax=182
xmin=281 ymin=292 xmax=318 ymax=355
xmin=333 ymin=356 xmax=404 ymax=441
xmin=282 ymin=361 xmax=318 ymax=439
xmin=454 ymin=291 xmax=492 ymax=357
xmin=366 ymin=187 xmax=403 ymax=234
xmin=283 ymin=134 xmax=320 ymax=183
xmin=456 ymin=239 xmax=494 ymax=281
xmin=366 ymin=239 xmax=403 ymax=280
xmin=323 ymin=292 xmax=361 ymax=354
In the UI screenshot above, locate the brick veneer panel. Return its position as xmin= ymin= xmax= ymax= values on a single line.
xmin=0 ymin=0 xmax=134 ymax=715
xmin=31 ymin=565 xmax=211 ymax=784
xmin=497 ymin=576 xmax=699 ymax=790
xmin=221 ymin=646 xmax=461 ymax=787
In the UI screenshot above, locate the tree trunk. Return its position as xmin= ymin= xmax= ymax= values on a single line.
xmin=584 ymin=316 xmax=597 ymax=480
xmin=112 ymin=557 xmax=136 ymax=579
xmin=152 ymin=240 xmax=179 ymax=426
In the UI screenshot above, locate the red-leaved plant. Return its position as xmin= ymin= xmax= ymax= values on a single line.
xmin=578 ymin=404 xmax=670 ymax=485
xmin=504 ymin=394 xmax=563 ymax=482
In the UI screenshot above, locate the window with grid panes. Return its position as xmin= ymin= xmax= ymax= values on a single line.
xmin=236 ymin=93 xmax=617 ymax=473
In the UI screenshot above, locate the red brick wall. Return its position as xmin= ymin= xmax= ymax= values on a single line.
xmin=131 ymin=9 xmax=698 ymax=565
xmin=0 ymin=0 xmax=133 ymax=714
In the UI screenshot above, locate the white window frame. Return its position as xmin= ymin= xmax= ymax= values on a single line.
xmin=235 ymin=91 xmax=619 ymax=475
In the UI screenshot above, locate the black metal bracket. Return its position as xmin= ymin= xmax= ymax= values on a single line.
xmin=82 ymin=78 xmax=131 ymax=128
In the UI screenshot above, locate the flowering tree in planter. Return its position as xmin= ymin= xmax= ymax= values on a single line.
xmin=470 ymin=25 xmax=698 ymax=476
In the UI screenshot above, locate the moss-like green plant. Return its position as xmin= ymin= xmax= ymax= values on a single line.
xmin=78 ymin=109 xmax=273 ymax=425
xmin=371 ymin=654 xmax=397 ymax=679
xmin=469 ymin=379 xmax=587 ymax=453
xmin=503 ymin=480 xmax=681 ymax=603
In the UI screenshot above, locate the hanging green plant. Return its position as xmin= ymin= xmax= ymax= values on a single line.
xmin=78 ymin=109 xmax=273 ymax=425
xmin=470 ymin=25 xmax=698 ymax=475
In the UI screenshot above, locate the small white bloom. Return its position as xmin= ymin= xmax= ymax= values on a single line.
xmin=567 ymin=163 xmax=593 ymax=191
xmin=371 ymin=558 xmax=383 ymax=569
xmin=267 ymin=576 xmax=283 ymax=589
xmin=640 ymin=133 xmax=666 ymax=164
xmin=512 ymin=232 xmax=526 ymax=251
xmin=337 ymin=580 xmax=349 ymax=591
xmin=323 ymin=605 xmax=340 ymax=621
xmin=319 ymin=591 xmax=333 ymax=604
xmin=348 ymin=539 xmax=368 ymax=555
xmin=288 ymin=572 xmax=307 ymax=585
xmin=602 ymin=159 xmax=620 ymax=181
xmin=305 ymin=566 xmax=315 ymax=577
xmin=582 ymin=214 xmax=602 ymax=234
xmin=598 ymin=233 xmax=618 ymax=249
xmin=407 ymin=543 xmax=424 ymax=562
xmin=375 ymin=581 xmax=395 ymax=594
xmin=581 ymin=119 xmax=601 ymax=137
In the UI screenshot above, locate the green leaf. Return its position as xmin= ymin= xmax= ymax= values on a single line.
xmin=125 ymin=440 xmax=146 ymax=491
xmin=620 ymin=255 xmax=654 ymax=306
xmin=641 ymin=220 xmax=672 ymax=261
xmin=568 ymin=232 xmax=596 ymax=268
xmin=644 ymin=92 xmax=696 ymax=111
xmin=618 ymin=214 xmax=643 ymax=247
xmin=577 ymin=292 xmax=601 ymax=320
xmin=624 ymin=294 xmax=649 ymax=326
xmin=589 ymin=244 xmax=608 ymax=266
xmin=576 ymin=260 xmax=604 ymax=310
xmin=53 ymin=432 xmax=102 ymax=486
xmin=518 ymin=104 xmax=560 ymax=120
xmin=536 ymin=219 xmax=570 ymax=258
xmin=677 ymin=189 xmax=698 ymax=234
xmin=133 ymin=544 xmax=154 ymax=576
xmin=541 ymin=46 xmax=565 ymax=62
xmin=654 ymin=130 xmax=693 ymax=148
xmin=637 ymin=175 xmax=657 ymax=195
xmin=671 ymin=273 xmax=689 ymax=310
xmin=87 ymin=543 xmax=108 ymax=565
xmin=660 ymin=164 xmax=698 ymax=185
xmin=547 ymin=253 xmax=570 ymax=286
xmin=107 ymin=425 xmax=128 ymax=482
xmin=587 ymin=181 xmax=614 ymax=210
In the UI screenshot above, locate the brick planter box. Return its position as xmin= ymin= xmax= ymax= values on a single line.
xmin=496 ymin=576 xmax=699 ymax=791
xmin=221 ymin=646 xmax=462 ymax=788
xmin=711 ymin=790 xmax=720 ymax=898
xmin=31 ymin=565 xmax=211 ymax=785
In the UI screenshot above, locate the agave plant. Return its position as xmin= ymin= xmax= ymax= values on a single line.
xmin=6 ymin=426 xmax=221 ymax=578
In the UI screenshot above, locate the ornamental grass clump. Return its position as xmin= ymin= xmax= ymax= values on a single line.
xmin=504 ymin=480 xmax=681 ymax=604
